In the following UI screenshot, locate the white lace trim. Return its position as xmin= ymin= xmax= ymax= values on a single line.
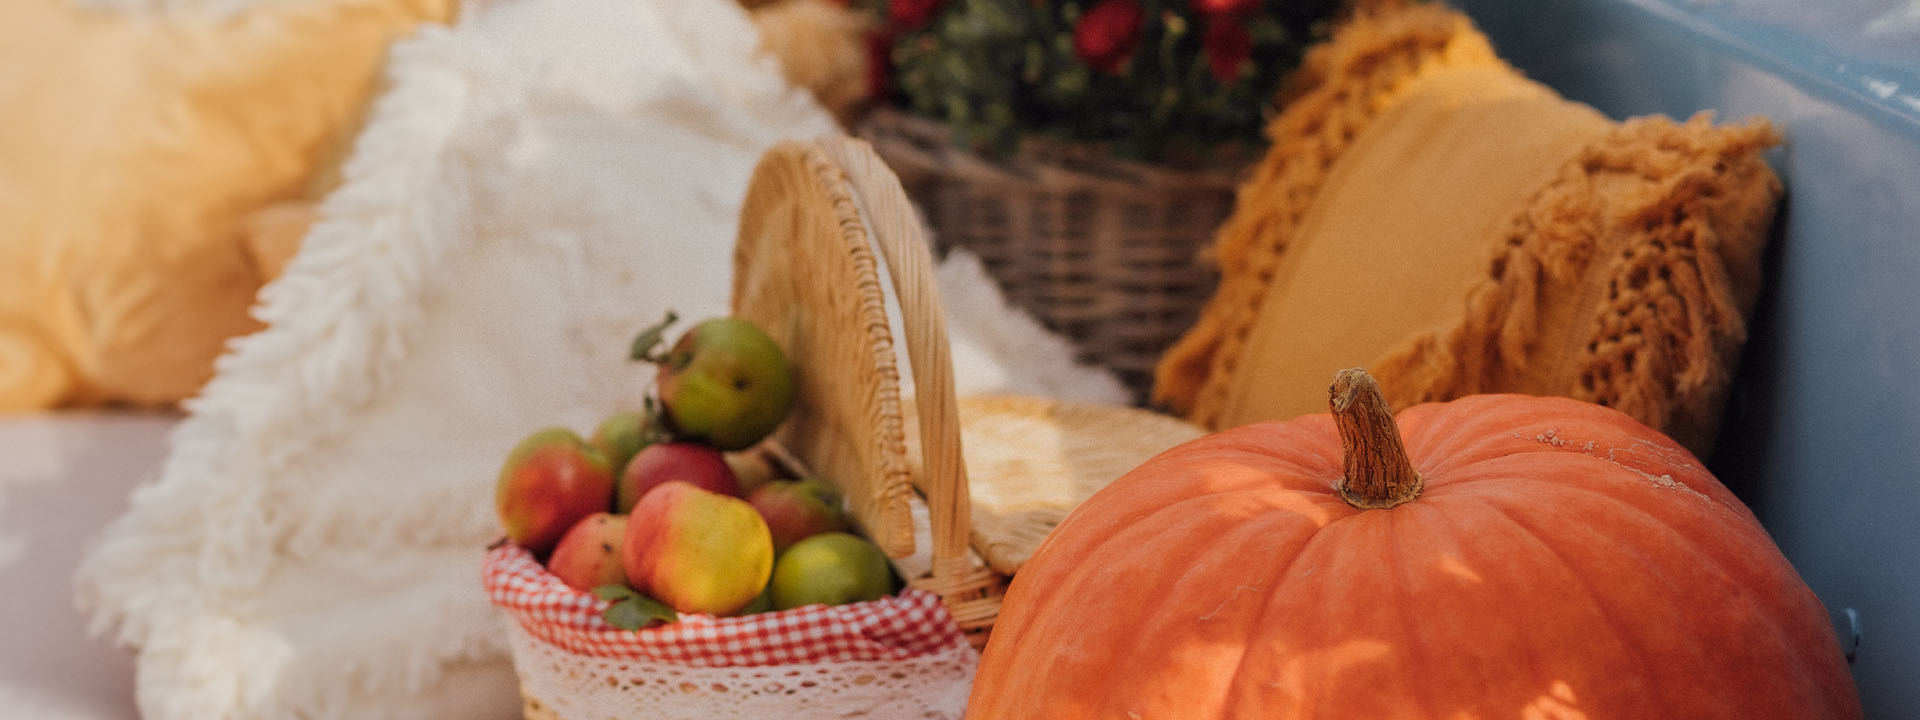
xmin=509 ymin=621 xmax=978 ymax=720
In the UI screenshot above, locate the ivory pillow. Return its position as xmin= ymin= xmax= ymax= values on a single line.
xmin=1153 ymin=4 xmax=1782 ymax=457
xmin=0 ymin=0 xmax=454 ymax=411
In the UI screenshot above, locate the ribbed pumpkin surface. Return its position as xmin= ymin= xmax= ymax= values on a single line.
xmin=968 ymin=389 xmax=1860 ymax=719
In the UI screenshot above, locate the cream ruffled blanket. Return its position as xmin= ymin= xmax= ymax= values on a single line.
xmin=72 ymin=0 xmax=1124 ymax=717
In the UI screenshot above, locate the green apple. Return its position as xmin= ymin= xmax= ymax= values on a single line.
xmin=769 ymin=532 xmax=893 ymax=610
xmin=589 ymin=409 xmax=667 ymax=479
xmin=635 ymin=314 xmax=795 ymax=451
xmin=617 ymin=440 xmax=742 ymax=513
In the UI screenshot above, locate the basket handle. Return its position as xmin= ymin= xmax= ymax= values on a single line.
xmin=814 ymin=137 xmax=993 ymax=601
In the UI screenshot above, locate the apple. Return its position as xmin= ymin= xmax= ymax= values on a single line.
xmin=746 ymin=478 xmax=849 ymax=553
xmin=768 ymin=531 xmax=894 ymax=610
xmin=645 ymin=316 xmax=796 ymax=451
xmin=495 ymin=427 xmax=615 ymax=555
xmin=623 ymin=481 xmax=774 ymax=616
xmin=616 ymin=441 xmax=742 ymax=513
xmin=733 ymin=587 xmax=774 ymax=616
xmin=546 ymin=513 xmax=629 ymax=593
xmin=590 ymin=410 xmax=667 ymax=479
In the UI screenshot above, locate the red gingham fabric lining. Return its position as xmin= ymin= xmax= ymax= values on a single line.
xmin=482 ymin=544 xmax=968 ymax=666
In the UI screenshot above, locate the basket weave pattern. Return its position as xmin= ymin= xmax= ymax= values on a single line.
xmin=859 ymin=109 xmax=1238 ymax=402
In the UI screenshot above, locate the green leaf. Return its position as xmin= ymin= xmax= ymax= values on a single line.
xmin=629 ymin=310 xmax=679 ymax=363
xmin=603 ymin=593 xmax=679 ymax=631
xmin=592 ymin=584 xmax=637 ymax=602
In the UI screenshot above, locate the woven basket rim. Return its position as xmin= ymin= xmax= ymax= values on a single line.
xmin=858 ymin=107 xmax=1250 ymax=194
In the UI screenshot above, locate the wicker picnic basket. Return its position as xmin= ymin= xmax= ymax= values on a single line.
xmin=489 ymin=135 xmax=1204 ymax=719
xmin=858 ymin=108 xmax=1241 ymax=403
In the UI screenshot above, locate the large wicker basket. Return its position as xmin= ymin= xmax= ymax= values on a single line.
xmin=858 ymin=108 xmax=1242 ymax=403
xmin=734 ymin=134 xmax=1206 ymax=631
xmin=501 ymin=135 xmax=1205 ymax=718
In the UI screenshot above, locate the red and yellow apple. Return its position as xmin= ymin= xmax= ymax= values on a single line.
xmin=546 ymin=512 xmax=628 ymax=592
xmin=495 ymin=427 xmax=615 ymax=555
xmin=622 ymin=481 xmax=774 ymax=616
xmin=616 ymin=441 xmax=742 ymax=512
xmin=747 ymin=477 xmax=849 ymax=553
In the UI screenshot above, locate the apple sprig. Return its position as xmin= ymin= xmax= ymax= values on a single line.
xmin=492 ymin=309 xmax=893 ymax=632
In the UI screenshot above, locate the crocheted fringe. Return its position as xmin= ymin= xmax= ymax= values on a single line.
xmin=1152 ymin=3 xmax=1504 ymax=423
xmin=1154 ymin=3 xmax=1782 ymax=457
xmin=1371 ymin=115 xmax=1782 ymax=455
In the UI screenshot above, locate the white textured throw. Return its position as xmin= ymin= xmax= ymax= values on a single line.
xmin=73 ymin=0 xmax=1123 ymax=718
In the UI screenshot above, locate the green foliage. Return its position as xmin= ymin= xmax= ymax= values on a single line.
xmin=629 ymin=309 xmax=679 ymax=363
xmin=872 ymin=0 xmax=1343 ymax=166
xmin=595 ymin=585 xmax=679 ymax=631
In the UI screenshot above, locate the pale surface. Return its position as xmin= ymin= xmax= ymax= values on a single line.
xmin=0 ymin=413 xmax=170 ymax=720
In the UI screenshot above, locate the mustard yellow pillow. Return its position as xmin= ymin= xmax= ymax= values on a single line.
xmin=0 ymin=0 xmax=454 ymax=411
xmin=1153 ymin=4 xmax=1781 ymax=457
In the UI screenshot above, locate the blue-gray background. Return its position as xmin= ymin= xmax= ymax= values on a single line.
xmin=1454 ymin=1 xmax=1920 ymax=716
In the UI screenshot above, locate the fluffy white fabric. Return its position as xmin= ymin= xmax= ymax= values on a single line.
xmin=937 ymin=250 xmax=1129 ymax=403
xmin=73 ymin=0 xmax=1123 ymax=717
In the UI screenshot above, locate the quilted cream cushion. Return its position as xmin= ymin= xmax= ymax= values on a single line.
xmin=0 ymin=0 xmax=454 ymax=411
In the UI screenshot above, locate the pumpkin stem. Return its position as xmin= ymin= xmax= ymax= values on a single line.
xmin=1330 ymin=368 xmax=1423 ymax=509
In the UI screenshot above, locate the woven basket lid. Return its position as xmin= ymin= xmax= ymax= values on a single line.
xmin=939 ymin=395 xmax=1204 ymax=575
xmin=732 ymin=140 xmax=924 ymax=560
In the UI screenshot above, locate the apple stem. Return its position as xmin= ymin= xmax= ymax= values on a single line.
xmin=1330 ymin=368 xmax=1422 ymax=509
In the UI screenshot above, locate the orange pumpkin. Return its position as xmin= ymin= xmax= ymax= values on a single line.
xmin=968 ymin=369 xmax=1860 ymax=719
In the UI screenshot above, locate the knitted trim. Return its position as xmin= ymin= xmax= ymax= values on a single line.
xmin=1151 ymin=3 xmax=1505 ymax=424
xmin=1155 ymin=3 xmax=1782 ymax=457
xmin=1369 ymin=114 xmax=1782 ymax=455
